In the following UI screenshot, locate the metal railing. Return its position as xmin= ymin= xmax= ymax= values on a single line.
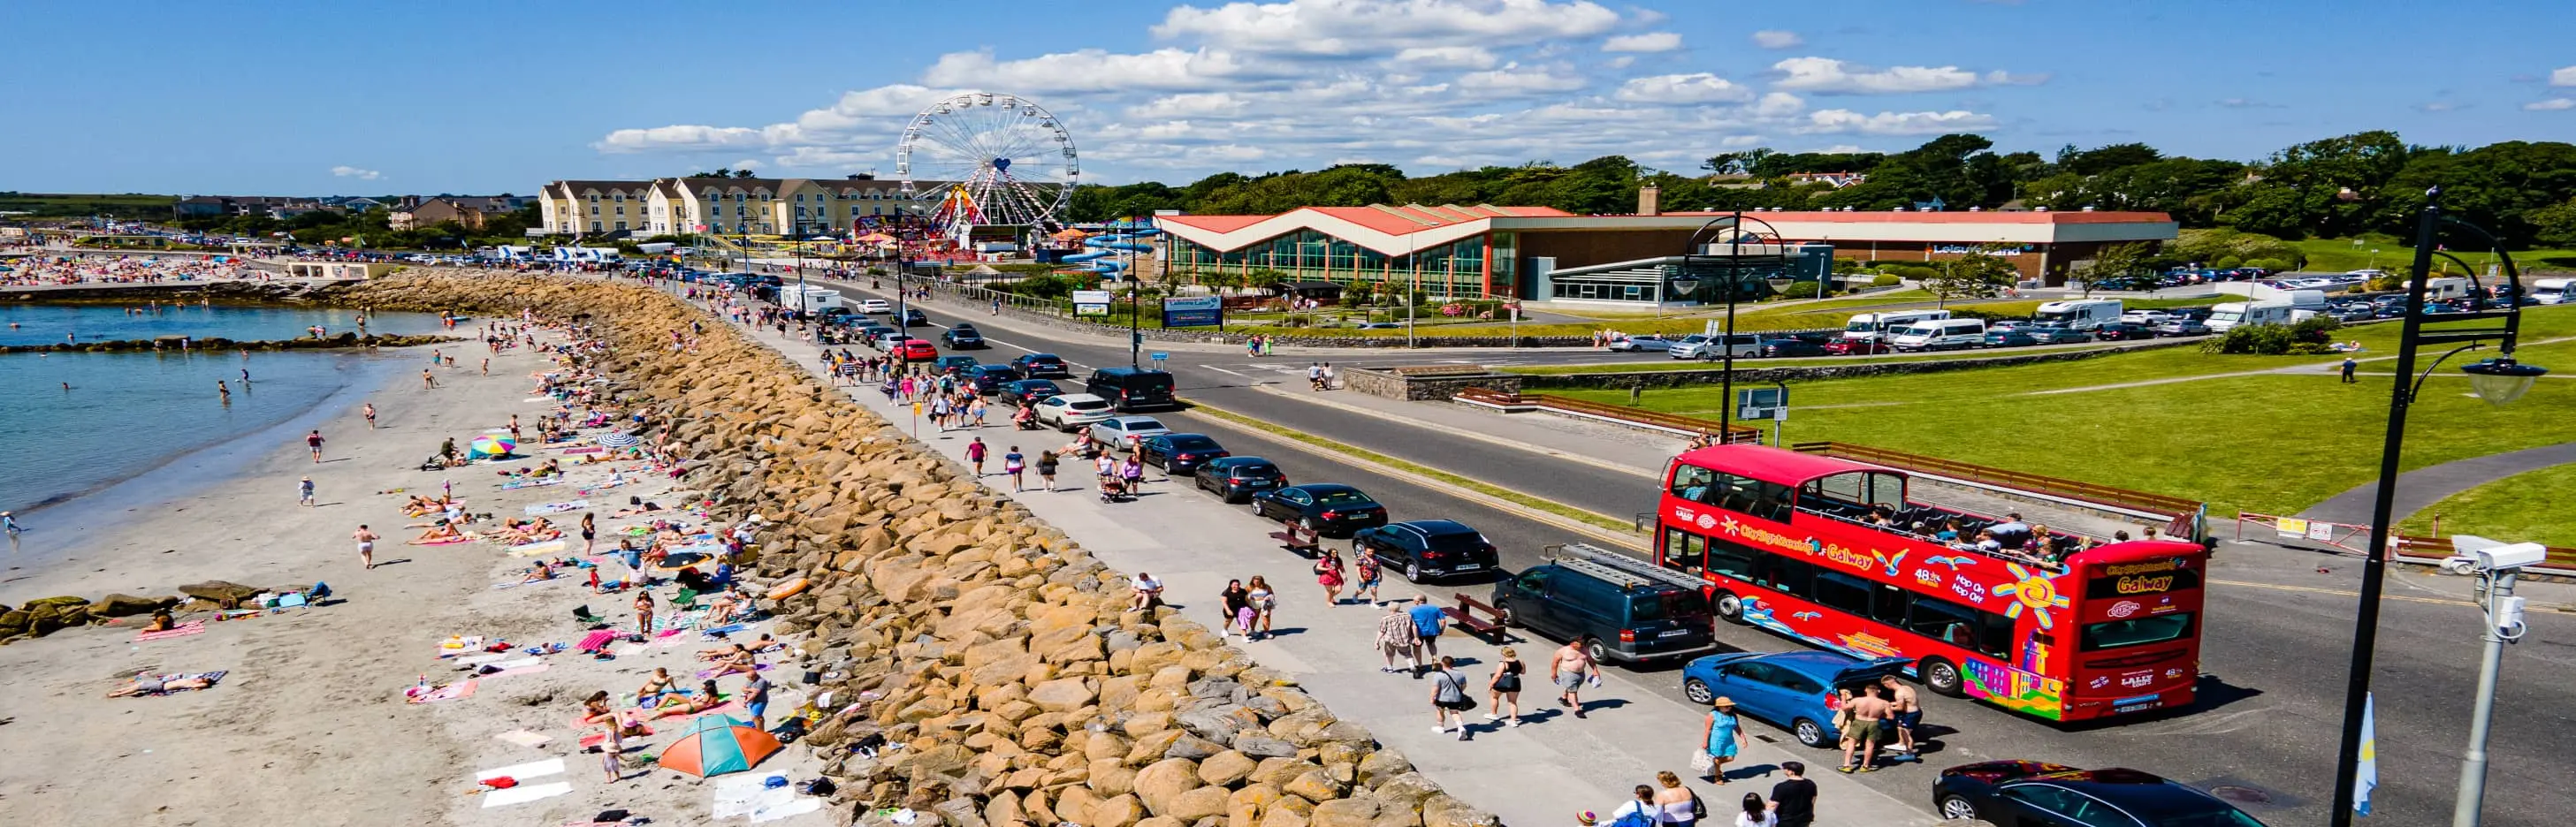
xmin=1453 ymin=387 xmax=1764 ymax=443
xmin=1790 ymin=441 xmax=2205 ymax=539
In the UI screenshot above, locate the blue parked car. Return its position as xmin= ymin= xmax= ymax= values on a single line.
xmin=1981 ymin=330 xmax=2039 ymax=347
xmin=1679 ymin=651 xmax=1910 ymax=748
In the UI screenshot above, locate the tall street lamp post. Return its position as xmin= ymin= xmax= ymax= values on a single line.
xmin=1681 ymin=212 xmax=1784 ymax=442
xmin=2327 ymin=186 xmax=2548 ymax=827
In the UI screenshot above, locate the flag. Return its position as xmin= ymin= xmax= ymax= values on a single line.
xmin=2354 ymin=692 xmax=2378 ymax=816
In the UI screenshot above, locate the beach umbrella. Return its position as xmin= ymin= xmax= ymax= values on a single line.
xmin=657 ymin=716 xmax=781 ymax=778
xmin=468 ymin=435 xmax=516 ymax=458
xmin=595 ymin=432 xmax=641 ymax=448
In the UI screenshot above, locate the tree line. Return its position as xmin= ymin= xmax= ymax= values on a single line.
xmin=1067 ymin=132 xmax=2576 ymax=250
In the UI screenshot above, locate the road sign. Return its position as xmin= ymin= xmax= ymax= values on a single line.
xmin=1736 ymin=386 xmax=1787 ymax=421
xmin=1162 ymin=296 xmax=1223 ymax=328
xmin=1073 ymin=290 xmax=1112 ymax=316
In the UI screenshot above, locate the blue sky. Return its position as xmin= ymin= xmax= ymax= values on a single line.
xmin=2 ymin=0 xmax=2568 ymax=195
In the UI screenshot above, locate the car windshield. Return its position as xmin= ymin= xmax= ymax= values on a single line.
xmin=1843 ymin=321 xmax=1876 ymax=332
xmin=1168 ymin=436 xmax=1220 ymax=451
xmin=1228 ymin=463 xmax=1278 ymax=477
xmin=1067 ymin=399 xmax=1109 ymax=411
xmin=1421 ymin=531 xmax=1487 ymax=553
xmin=1312 ymin=489 xmax=1374 ymax=505
xmin=1121 ymin=418 xmax=1166 ymax=430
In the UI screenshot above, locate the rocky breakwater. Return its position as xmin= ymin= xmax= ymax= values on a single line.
xmin=330 ymin=271 xmax=1501 ymax=827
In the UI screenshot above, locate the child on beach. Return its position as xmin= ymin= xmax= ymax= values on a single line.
xmin=298 ymin=476 xmax=315 ymax=507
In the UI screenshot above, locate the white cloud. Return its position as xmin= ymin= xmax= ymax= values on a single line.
xmin=1750 ymin=30 xmax=1802 ymax=49
xmin=1985 ymin=71 xmax=2050 ymax=86
xmin=1751 ymin=91 xmax=1806 ymax=118
xmin=1128 ymin=92 xmax=1253 ymax=119
xmin=2526 ymin=98 xmax=2575 ymax=111
xmin=1772 ymin=57 xmax=1989 ymax=95
xmin=1602 ymin=32 xmax=1681 ymax=53
xmin=1456 ymin=62 xmax=1588 ymax=95
xmin=1614 ymin=73 xmax=1752 ymax=104
xmin=1154 ymin=0 xmax=1622 ymax=56
xmin=922 ymin=48 xmax=1262 ymax=93
xmin=593 ymin=125 xmax=766 ymax=154
xmin=730 ymin=158 xmax=763 ymax=171
xmin=2553 ymin=65 xmax=2576 ymax=87
xmin=1391 ymin=45 xmax=1498 ymax=69
xmin=1800 ymin=109 xmax=1999 ymax=135
xmin=330 ymin=165 xmax=381 ymax=180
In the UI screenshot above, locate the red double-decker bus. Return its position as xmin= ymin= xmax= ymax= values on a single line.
xmin=1656 ymin=444 xmax=2206 ymax=722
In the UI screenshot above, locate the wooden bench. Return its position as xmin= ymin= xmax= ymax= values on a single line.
xmin=1443 ymin=593 xmax=1507 ymax=643
xmin=1268 ymin=523 xmax=1321 ymax=555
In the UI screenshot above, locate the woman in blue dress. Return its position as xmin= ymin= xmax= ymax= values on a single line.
xmin=1700 ymin=696 xmax=1749 ymax=784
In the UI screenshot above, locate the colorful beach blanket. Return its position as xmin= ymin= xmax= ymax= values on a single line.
xmin=574 ymin=630 xmax=618 ymax=653
xmin=506 ymin=539 xmax=567 ymax=557
xmin=136 ymin=621 xmax=207 ymax=642
xmin=557 ymin=446 xmax=608 ymax=456
xmin=406 ymin=679 xmax=477 ymax=704
xmin=499 ymin=479 xmax=565 ymax=490
xmin=522 ymin=499 xmax=589 ymax=516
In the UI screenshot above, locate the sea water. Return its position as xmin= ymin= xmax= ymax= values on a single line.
xmin=0 ymin=303 xmax=453 ymax=516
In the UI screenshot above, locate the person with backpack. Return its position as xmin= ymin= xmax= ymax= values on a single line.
xmin=1352 ymin=552 xmax=1383 ymax=604
xmin=1653 ymin=771 xmax=1706 ymax=826
xmin=1429 ymin=656 xmax=1474 ymax=740
xmin=1605 ymin=785 xmax=1659 ymax=827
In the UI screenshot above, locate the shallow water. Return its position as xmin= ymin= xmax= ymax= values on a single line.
xmin=0 ymin=301 xmax=449 ymax=347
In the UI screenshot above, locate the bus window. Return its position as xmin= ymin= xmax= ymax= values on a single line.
xmin=1865 ymin=472 xmax=1907 ymax=511
xmin=1871 ymin=582 xmax=1910 ymax=626
xmin=2081 ymin=614 xmax=2195 ymax=651
xmin=1759 ymin=556 xmax=1815 ymax=599
xmin=1706 ymin=536 xmax=1757 ymax=581
xmin=1978 ymin=611 xmax=2018 ymax=659
xmin=1812 ymin=472 xmax=1863 ymax=505
xmin=1670 ymin=464 xmax=1718 ymax=504
xmin=1812 ymin=571 xmax=1873 ymax=617
xmin=1662 ymin=528 xmax=1706 ymax=575
xmin=1905 ymin=592 xmax=2008 ymax=656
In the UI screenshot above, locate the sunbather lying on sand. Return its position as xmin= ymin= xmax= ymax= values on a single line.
xmin=640 ymin=681 xmax=727 ymax=720
xmin=707 ymin=646 xmax=761 ymax=679
xmin=519 ymin=560 xmax=558 ymax=583
xmin=637 ymin=667 xmax=677 ymax=703
xmin=412 ymin=523 xmax=466 ymax=542
xmin=107 ymin=671 xmax=218 ymax=697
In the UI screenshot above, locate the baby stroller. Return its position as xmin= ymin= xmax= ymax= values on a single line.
xmin=1099 ymin=471 xmax=1132 ymax=503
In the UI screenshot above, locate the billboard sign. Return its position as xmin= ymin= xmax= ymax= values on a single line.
xmin=1072 ymin=290 xmax=1114 ymax=316
xmin=1162 ymin=295 xmax=1223 ymax=327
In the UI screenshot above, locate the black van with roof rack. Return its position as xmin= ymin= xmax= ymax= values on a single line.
xmin=1490 ymin=543 xmax=1719 ymax=664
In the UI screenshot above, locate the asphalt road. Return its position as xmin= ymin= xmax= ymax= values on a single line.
xmin=777 ymin=273 xmax=2573 ymax=827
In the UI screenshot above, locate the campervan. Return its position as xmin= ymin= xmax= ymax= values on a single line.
xmin=2423 ymin=277 xmax=2472 ymax=301
xmin=1888 ymin=318 xmax=1988 ymax=352
xmin=2032 ymin=299 xmax=2123 ymax=330
xmin=779 ymin=285 xmax=842 ymax=315
xmin=1842 ymin=309 xmax=1951 ymax=343
xmin=2531 ymin=277 xmax=2574 ymax=305
xmin=2206 ymin=300 xmax=2293 ymax=332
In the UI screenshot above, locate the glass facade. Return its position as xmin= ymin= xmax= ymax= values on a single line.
xmin=1169 ymin=229 xmax=1495 ymax=298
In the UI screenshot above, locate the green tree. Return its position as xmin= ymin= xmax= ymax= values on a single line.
xmin=2528 ymin=195 xmax=2576 ymax=247
xmin=1922 ymin=247 xmax=2021 ymax=308
xmin=2079 ymin=242 xmax=2156 ymax=293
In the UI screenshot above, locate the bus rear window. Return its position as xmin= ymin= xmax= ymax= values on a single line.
xmin=2080 ymin=613 xmax=2194 ymax=651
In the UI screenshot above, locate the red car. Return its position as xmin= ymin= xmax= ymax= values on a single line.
xmin=896 ymin=339 xmax=938 ymax=360
xmin=1821 ymin=338 xmax=1894 ymax=355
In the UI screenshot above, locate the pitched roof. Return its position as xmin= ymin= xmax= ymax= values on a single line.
xmin=1659 ymin=209 xmax=2170 ymax=224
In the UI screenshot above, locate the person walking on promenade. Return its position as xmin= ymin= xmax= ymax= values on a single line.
xmin=1221 ymin=579 xmax=1254 ymax=639
xmin=307 ymin=429 xmax=325 ymax=463
xmin=1880 ymin=674 xmax=1921 ymax=755
xmin=1246 ymin=575 xmax=1277 ymax=639
xmin=298 ymin=475 xmax=316 ymax=507
xmin=353 ymin=524 xmax=378 ymax=570
xmin=965 ymin=436 xmax=988 ymax=476
xmin=1553 ymin=636 xmax=1599 ymax=717
xmin=1315 ymin=550 xmax=1347 ymax=605
xmin=1838 ymin=684 xmax=1889 ymax=772
xmin=1700 ymin=696 xmax=1749 ymax=784
xmin=1654 ymin=772 xmax=1706 ymax=826
xmin=1036 ymin=450 xmax=1059 ymax=491
xmin=1606 ymin=785 xmax=1658 ymax=827
xmin=1484 ymin=647 xmax=1526 ymax=727
xmin=1730 ymin=793 xmax=1774 ymax=827
xmin=362 ymin=402 xmax=377 ymax=429
xmin=1767 ymin=762 xmax=1818 ymax=827
xmin=1376 ymin=602 xmax=1420 ymax=674
xmin=1352 ymin=552 xmax=1383 ymax=604
xmin=2341 ymin=355 xmax=2359 ymax=383
xmin=1406 ymin=595 xmax=1447 ymax=669
xmin=1003 ymin=445 xmax=1026 ymax=491
xmin=1429 ymin=656 xmax=1473 ymax=740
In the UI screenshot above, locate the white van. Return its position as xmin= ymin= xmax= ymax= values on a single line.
xmin=1890 ymin=319 xmax=1988 ymax=352
xmin=1843 ymin=309 xmax=1951 ymax=343
xmin=2033 ymin=299 xmax=2123 ymax=330
xmin=2531 ymin=277 xmax=2573 ymax=305
xmin=2206 ymin=300 xmax=2292 ymax=332
xmin=2424 ymin=277 xmax=2472 ymax=301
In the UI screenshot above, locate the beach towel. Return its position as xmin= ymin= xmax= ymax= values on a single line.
xmin=506 ymin=539 xmax=567 ymax=557
xmin=500 ymin=479 xmax=565 ymax=490
xmin=478 ymin=781 xmax=572 ymax=808
xmin=574 ymin=630 xmax=618 ymax=653
xmin=696 ymin=663 xmax=772 ymax=679
xmin=523 ymin=499 xmax=590 ymax=516
xmin=406 ymin=679 xmax=476 ymax=704
xmin=408 ymin=535 xmax=476 ymax=546
xmin=136 ymin=621 xmax=206 ymax=641
xmin=492 ymin=730 xmax=552 ymax=748
xmin=475 ymin=757 xmax=568 ymax=783
xmin=558 ymin=446 xmax=607 ymax=456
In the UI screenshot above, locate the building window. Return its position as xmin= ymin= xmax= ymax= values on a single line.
xmin=590 ymin=221 xmax=602 ymax=231
xmin=614 ymin=221 xmax=627 ymax=231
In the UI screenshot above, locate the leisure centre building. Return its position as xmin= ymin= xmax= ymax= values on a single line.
xmin=1152 ymin=204 xmax=2178 ymax=306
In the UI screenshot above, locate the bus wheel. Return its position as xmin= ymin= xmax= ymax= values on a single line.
xmin=1713 ymin=591 xmax=1747 ymax=625
xmin=1920 ymin=656 xmax=1966 ymax=698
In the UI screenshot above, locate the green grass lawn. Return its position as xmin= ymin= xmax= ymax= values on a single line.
xmin=2396 ymin=464 xmax=2576 ymax=548
xmin=2290 ymin=236 xmax=2576 ymax=274
xmin=1505 ymin=341 xmax=2180 ymax=375
xmin=1549 ymin=305 xmax=2576 ymax=518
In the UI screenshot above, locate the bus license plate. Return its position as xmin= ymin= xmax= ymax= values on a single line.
xmin=2112 ymin=694 xmax=2161 ymax=714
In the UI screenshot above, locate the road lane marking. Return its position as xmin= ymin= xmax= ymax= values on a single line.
xmin=1202 ymin=366 xmax=1254 ymax=379
xmin=1247 ymin=383 xmax=1662 ymax=481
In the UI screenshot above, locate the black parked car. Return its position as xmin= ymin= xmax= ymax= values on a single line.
xmin=1757 ymin=338 xmax=1827 ymax=358
xmin=1139 ymin=433 xmax=1230 ymax=475
xmin=1352 ymin=520 xmax=1501 ymax=581
xmin=1012 ymin=353 xmax=1074 ymax=378
xmin=1193 ymin=457 xmax=1287 ymax=503
xmin=2092 ymin=322 xmax=2149 ymax=341
xmin=995 ymin=378 xmax=1064 ymax=406
xmin=934 ymin=355 xmax=979 ymax=376
xmin=1932 ymin=761 xmax=2270 ymax=826
xmin=900 ymin=308 xmax=928 ymax=327
xmin=941 ymin=323 xmax=987 ymax=349
xmin=964 ymin=364 xmax=1024 ymax=394
xmin=1251 ymin=483 xmax=1389 ymax=537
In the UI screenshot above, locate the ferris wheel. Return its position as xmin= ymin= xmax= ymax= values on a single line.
xmin=896 ymin=91 xmax=1078 ymax=247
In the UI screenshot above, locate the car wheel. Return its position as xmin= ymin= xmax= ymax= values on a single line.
xmin=1938 ymin=793 xmax=1980 ymax=821
xmin=1497 ymin=601 xmax=1520 ymax=627
xmin=1405 ymin=561 xmax=1421 ymax=581
xmin=1713 ymin=591 xmax=1747 ymax=625
xmin=1583 ymin=639 xmax=1609 ymax=665
xmin=1681 ymin=677 xmax=1715 ymax=705
xmin=1791 ymin=717 xmax=1833 ymax=749
xmin=1299 ymin=517 xmax=1318 ymax=535
xmin=1250 ymin=499 xmax=1265 ymax=517
xmin=1921 ymin=656 xmax=1966 ymax=698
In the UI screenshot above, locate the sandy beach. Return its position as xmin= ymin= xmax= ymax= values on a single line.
xmin=0 ymin=312 xmax=817 ymax=826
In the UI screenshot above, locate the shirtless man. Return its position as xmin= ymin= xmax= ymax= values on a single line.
xmin=1551 ymin=636 xmax=1599 ymax=718
xmin=1880 ymin=674 xmax=1922 ymax=755
xmin=354 ymin=524 xmax=380 ymax=569
xmin=1840 ymin=684 xmax=1891 ymax=772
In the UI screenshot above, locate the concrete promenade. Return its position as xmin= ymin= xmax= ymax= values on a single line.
xmin=688 ymin=286 xmax=1944 ymax=827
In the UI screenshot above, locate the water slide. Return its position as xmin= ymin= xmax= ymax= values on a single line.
xmin=1060 ymin=227 xmax=1160 ymax=279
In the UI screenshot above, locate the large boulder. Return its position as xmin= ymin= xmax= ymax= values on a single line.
xmin=1028 ymin=676 xmax=1098 ymax=713
xmin=176 ymin=581 xmax=261 ymax=606
xmin=1311 ymin=798 xmax=1382 ymax=827
xmin=1132 ymin=757 xmax=1202 ymax=816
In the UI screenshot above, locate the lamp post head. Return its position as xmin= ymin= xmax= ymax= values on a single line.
xmin=2460 ymin=357 xmax=2548 ymax=406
